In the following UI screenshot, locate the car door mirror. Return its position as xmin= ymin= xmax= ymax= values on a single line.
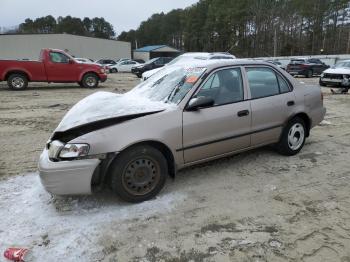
xmin=186 ymin=96 xmax=214 ymax=111
xmin=68 ymin=59 xmax=74 ymax=64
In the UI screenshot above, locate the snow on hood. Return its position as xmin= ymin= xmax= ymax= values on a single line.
xmin=323 ymin=67 xmax=350 ymax=74
xmin=55 ymin=91 xmax=174 ymax=132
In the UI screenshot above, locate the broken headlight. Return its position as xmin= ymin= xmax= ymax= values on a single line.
xmin=59 ymin=143 xmax=90 ymax=159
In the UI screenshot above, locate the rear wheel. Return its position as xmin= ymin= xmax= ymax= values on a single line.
xmin=7 ymin=74 xmax=28 ymax=90
xmin=110 ymin=145 xmax=168 ymax=203
xmin=306 ymin=70 xmax=313 ymax=78
xmin=276 ymin=117 xmax=306 ymax=156
xmin=82 ymin=73 xmax=99 ymax=88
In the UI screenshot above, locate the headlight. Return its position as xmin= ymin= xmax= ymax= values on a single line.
xmin=320 ymin=73 xmax=324 ymax=77
xmin=100 ymin=68 xmax=106 ymax=74
xmin=59 ymin=143 xmax=90 ymax=158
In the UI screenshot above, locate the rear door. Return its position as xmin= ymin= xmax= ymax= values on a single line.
xmin=182 ymin=67 xmax=251 ymax=164
xmin=45 ymin=51 xmax=78 ymax=82
xmin=245 ymin=66 xmax=295 ymax=147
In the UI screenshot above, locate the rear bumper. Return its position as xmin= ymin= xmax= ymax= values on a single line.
xmin=311 ymin=106 xmax=326 ymax=128
xmin=287 ymin=69 xmax=308 ymax=75
xmin=38 ymin=149 xmax=100 ymax=195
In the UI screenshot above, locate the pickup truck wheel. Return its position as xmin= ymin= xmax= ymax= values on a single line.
xmin=110 ymin=145 xmax=168 ymax=203
xmin=82 ymin=73 xmax=99 ymax=88
xmin=306 ymin=70 xmax=313 ymax=78
xmin=276 ymin=117 xmax=306 ymax=156
xmin=7 ymin=74 xmax=28 ymax=90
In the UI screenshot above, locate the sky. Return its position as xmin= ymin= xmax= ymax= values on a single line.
xmin=0 ymin=0 xmax=199 ymax=35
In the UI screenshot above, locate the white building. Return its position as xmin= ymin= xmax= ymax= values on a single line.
xmin=0 ymin=33 xmax=131 ymax=61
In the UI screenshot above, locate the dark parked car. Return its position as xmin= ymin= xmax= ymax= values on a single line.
xmin=133 ymin=59 xmax=145 ymax=64
xmin=95 ymin=59 xmax=117 ymax=66
xmin=286 ymin=58 xmax=329 ymax=78
xmin=131 ymin=57 xmax=173 ymax=78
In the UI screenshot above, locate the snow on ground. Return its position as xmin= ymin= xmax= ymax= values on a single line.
xmin=0 ymin=173 xmax=185 ymax=261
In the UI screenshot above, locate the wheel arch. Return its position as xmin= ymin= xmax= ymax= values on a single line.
xmin=286 ymin=112 xmax=311 ymax=137
xmin=5 ymin=70 xmax=31 ymax=81
xmin=79 ymin=71 xmax=100 ymax=82
xmin=103 ymin=140 xmax=176 ymax=186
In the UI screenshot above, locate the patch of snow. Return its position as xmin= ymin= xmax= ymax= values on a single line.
xmin=0 ymin=173 xmax=185 ymax=261
xmin=319 ymin=120 xmax=332 ymax=126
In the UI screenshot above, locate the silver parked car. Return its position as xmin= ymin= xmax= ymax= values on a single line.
xmin=38 ymin=60 xmax=326 ymax=202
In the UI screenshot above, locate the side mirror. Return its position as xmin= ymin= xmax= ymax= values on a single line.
xmin=68 ymin=59 xmax=74 ymax=64
xmin=186 ymin=96 xmax=214 ymax=111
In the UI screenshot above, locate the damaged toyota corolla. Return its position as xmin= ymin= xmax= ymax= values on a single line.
xmin=38 ymin=59 xmax=326 ymax=202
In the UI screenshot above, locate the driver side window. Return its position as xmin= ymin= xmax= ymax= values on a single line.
xmin=50 ymin=52 xmax=69 ymax=63
xmin=196 ymin=68 xmax=244 ymax=106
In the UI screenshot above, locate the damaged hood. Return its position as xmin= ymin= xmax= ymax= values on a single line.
xmin=323 ymin=67 xmax=350 ymax=75
xmin=55 ymin=91 xmax=173 ymax=132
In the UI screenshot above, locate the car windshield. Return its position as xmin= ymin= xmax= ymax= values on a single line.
xmin=333 ymin=61 xmax=350 ymax=68
xmin=127 ymin=66 xmax=206 ymax=104
xmin=145 ymin=58 xmax=158 ymax=65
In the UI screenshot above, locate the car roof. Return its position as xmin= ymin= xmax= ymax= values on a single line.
xmin=179 ymin=52 xmax=235 ymax=59
xmin=167 ymin=58 xmax=276 ymax=71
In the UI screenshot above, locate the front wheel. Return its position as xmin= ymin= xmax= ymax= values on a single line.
xmin=7 ymin=74 xmax=28 ymax=90
xmin=110 ymin=145 xmax=168 ymax=203
xmin=276 ymin=117 xmax=306 ymax=156
xmin=82 ymin=73 xmax=99 ymax=88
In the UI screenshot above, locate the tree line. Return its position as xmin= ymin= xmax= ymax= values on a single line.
xmin=15 ymin=15 xmax=115 ymax=39
xmin=118 ymin=0 xmax=350 ymax=57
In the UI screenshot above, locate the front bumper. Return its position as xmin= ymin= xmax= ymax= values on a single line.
xmin=287 ymin=69 xmax=308 ymax=75
xmin=38 ymin=149 xmax=101 ymax=195
xmin=99 ymin=73 xmax=108 ymax=82
xmin=320 ymin=76 xmax=349 ymax=86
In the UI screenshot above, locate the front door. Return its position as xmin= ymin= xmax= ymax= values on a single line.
xmin=46 ymin=51 xmax=78 ymax=82
xmin=182 ymin=67 xmax=251 ymax=164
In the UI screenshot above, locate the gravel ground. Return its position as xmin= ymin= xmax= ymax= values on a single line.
xmin=0 ymin=74 xmax=350 ymax=261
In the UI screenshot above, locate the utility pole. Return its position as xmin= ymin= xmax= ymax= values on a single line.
xmin=347 ymin=29 xmax=350 ymax=54
xmin=273 ymin=28 xmax=277 ymax=58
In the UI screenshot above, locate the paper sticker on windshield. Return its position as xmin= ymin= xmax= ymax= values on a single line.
xmin=186 ymin=76 xmax=199 ymax=84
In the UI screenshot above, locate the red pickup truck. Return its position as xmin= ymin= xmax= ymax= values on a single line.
xmin=0 ymin=49 xmax=107 ymax=90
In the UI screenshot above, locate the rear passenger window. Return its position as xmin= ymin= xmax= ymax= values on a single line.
xmin=277 ymin=75 xmax=290 ymax=93
xmin=246 ymin=68 xmax=280 ymax=99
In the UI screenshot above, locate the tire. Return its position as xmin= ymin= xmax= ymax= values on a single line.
xmin=110 ymin=145 xmax=168 ymax=203
xmin=276 ymin=117 xmax=306 ymax=156
xmin=319 ymin=79 xmax=326 ymax=87
xmin=110 ymin=68 xmax=118 ymax=73
xmin=81 ymin=73 xmax=99 ymax=88
xmin=7 ymin=73 xmax=28 ymax=90
xmin=305 ymin=70 xmax=313 ymax=78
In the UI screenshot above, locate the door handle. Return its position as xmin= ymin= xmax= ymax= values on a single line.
xmin=237 ymin=110 xmax=249 ymax=117
xmin=287 ymin=101 xmax=295 ymax=106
